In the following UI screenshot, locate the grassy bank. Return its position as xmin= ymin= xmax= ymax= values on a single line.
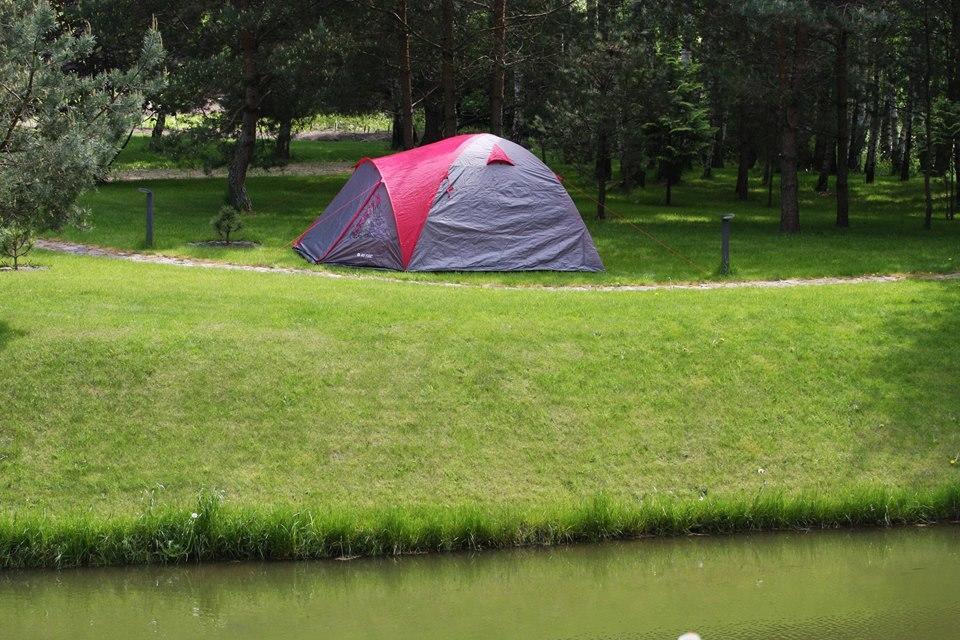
xmin=2 ymin=254 xmax=959 ymax=566
xmin=58 ymin=166 xmax=960 ymax=285
xmin=4 ymin=487 xmax=959 ymax=568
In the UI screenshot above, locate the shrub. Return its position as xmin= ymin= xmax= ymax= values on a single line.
xmin=211 ymin=206 xmax=243 ymax=244
xmin=0 ymin=223 xmax=33 ymax=270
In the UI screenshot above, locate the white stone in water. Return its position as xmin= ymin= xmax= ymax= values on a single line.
xmin=678 ymin=634 xmax=702 ymax=640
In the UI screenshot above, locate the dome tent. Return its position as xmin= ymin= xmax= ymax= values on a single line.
xmin=292 ymin=133 xmax=604 ymax=272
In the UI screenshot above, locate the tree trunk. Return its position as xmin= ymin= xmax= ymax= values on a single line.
xmin=735 ymin=137 xmax=750 ymax=200
xmin=816 ymin=142 xmax=834 ymax=193
xmin=702 ymin=93 xmax=721 ymax=178
xmin=391 ymin=104 xmax=403 ymax=150
xmin=619 ymin=138 xmax=641 ymax=192
xmin=948 ymin=151 xmax=956 ymax=220
xmin=150 ymin=110 xmax=166 ymax=150
xmin=812 ymin=120 xmax=827 ymax=174
xmin=951 ymin=0 xmax=960 ymax=212
xmin=711 ymin=114 xmax=725 ymax=169
xmin=879 ymin=97 xmax=891 ymax=162
xmin=421 ymin=95 xmax=444 ymax=145
xmin=846 ymin=100 xmax=863 ymax=171
xmin=504 ymin=65 xmax=516 ymax=137
xmin=834 ymin=27 xmax=850 ymax=228
xmin=923 ymin=4 xmax=934 ymax=229
xmin=510 ymin=66 xmax=529 ymax=147
xmin=594 ymin=0 xmax=612 ymax=217
xmin=489 ymin=0 xmax=507 ymax=137
xmin=440 ymin=0 xmax=457 ymax=137
xmin=275 ymin=118 xmax=292 ymax=162
xmin=227 ymin=9 xmax=258 ymax=212
xmin=620 ymin=145 xmax=632 ymax=191
xmin=398 ymin=0 xmax=414 ymax=149
xmin=779 ymin=108 xmax=801 ymax=233
xmin=666 ymin=175 xmax=672 ymax=205
xmin=900 ymin=91 xmax=913 ymax=182
xmin=955 ymin=143 xmax=960 ymax=217
xmin=776 ymin=24 xmax=807 ymax=233
xmin=889 ymin=101 xmax=902 ymax=174
xmin=766 ymin=157 xmax=774 ymax=207
xmin=734 ymin=101 xmax=751 ymax=199
xmin=596 ymin=127 xmax=610 ymax=219
xmin=864 ymin=69 xmax=882 ymax=184
xmin=814 ymin=92 xmax=834 ymax=193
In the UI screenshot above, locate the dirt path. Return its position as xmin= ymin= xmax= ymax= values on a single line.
xmin=110 ymin=162 xmax=353 ymax=182
xmin=33 ymin=238 xmax=960 ymax=293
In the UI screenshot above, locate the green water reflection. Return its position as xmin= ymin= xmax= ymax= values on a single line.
xmin=2 ymin=526 xmax=959 ymax=639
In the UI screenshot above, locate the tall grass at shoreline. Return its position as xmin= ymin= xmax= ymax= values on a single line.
xmin=3 ymin=486 xmax=959 ymax=569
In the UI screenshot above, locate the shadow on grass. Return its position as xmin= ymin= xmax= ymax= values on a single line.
xmin=0 ymin=321 xmax=26 ymax=352
xmin=865 ymin=281 xmax=960 ymax=472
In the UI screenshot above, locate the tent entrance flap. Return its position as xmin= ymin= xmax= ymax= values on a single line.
xmin=317 ymin=181 xmax=403 ymax=269
xmin=318 ymin=179 xmax=383 ymax=262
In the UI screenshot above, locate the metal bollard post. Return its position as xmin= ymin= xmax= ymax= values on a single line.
xmin=138 ymin=188 xmax=154 ymax=248
xmin=720 ymin=213 xmax=734 ymax=275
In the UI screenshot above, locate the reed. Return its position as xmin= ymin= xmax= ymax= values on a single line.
xmin=3 ymin=486 xmax=958 ymax=569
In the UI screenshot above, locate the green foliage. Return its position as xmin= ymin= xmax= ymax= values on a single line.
xmin=136 ymin=3 xmax=349 ymax=176
xmin=0 ymin=0 xmax=163 ymax=265
xmin=211 ymin=205 xmax=243 ymax=244
xmin=537 ymin=4 xmax=714 ymax=203
xmin=0 ymin=222 xmax=32 ymax=270
xmin=933 ymin=98 xmax=960 ymax=149
xmin=301 ymin=113 xmax=392 ymax=134
xmin=641 ymin=56 xmax=715 ymax=203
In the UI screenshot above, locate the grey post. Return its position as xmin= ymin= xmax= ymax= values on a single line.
xmin=720 ymin=213 xmax=734 ymax=275
xmin=138 ymin=188 xmax=154 ymax=248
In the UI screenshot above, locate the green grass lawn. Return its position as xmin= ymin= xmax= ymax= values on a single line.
xmin=9 ymin=151 xmax=960 ymax=566
xmin=111 ymin=135 xmax=390 ymax=171
xmin=2 ymin=254 xmax=959 ymax=519
xmin=58 ymin=163 xmax=960 ymax=285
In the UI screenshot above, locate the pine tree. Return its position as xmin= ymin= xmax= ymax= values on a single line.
xmin=0 ymin=0 xmax=163 ymax=269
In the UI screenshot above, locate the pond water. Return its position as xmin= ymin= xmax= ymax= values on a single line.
xmin=3 ymin=526 xmax=959 ymax=639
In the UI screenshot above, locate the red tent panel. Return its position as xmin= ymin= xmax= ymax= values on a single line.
xmin=368 ymin=134 xmax=475 ymax=267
